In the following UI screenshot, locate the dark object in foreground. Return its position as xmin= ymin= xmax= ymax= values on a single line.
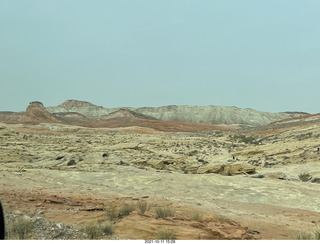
xmin=0 ymin=201 xmax=5 ymax=240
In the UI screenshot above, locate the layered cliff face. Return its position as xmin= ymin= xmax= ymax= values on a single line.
xmin=47 ymin=100 xmax=308 ymax=127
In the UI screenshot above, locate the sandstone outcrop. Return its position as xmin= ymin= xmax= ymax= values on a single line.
xmin=197 ymin=162 xmax=256 ymax=175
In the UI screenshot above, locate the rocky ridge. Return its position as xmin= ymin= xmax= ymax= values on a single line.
xmin=0 ymin=101 xmax=237 ymax=132
xmin=47 ymin=99 xmax=308 ymax=126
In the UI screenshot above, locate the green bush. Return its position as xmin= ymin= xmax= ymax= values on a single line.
xmin=299 ymin=173 xmax=312 ymax=182
xmin=156 ymin=207 xmax=174 ymax=218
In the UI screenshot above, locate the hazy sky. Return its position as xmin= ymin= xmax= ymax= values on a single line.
xmin=1 ymin=0 xmax=319 ymax=113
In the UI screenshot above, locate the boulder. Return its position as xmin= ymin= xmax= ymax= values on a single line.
xmin=197 ymin=163 xmax=225 ymax=174
xmin=197 ymin=162 xmax=255 ymax=175
xmin=147 ymin=160 xmax=164 ymax=170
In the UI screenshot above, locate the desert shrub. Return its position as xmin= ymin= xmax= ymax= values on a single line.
xmin=137 ymin=200 xmax=148 ymax=214
xmin=188 ymin=150 xmax=199 ymax=156
xmin=156 ymin=207 xmax=174 ymax=218
xmin=297 ymin=232 xmax=314 ymax=240
xmin=67 ymin=159 xmax=76 ymax=166
xmin=100 ymin=222 xmax=113 ymax=236
xmin=216 ymin=215 xmax=233 ymax=224
xmin=191 ymin=211 xmax=203 ymax=222
xmin=157 ymin=230 xmax=176 ymax=240
xmin=8 ymin=216 xmax=33 ymax=240
xmin=119 ymin=204 xmax=135 ymax=217
xmin=83 ymin=222 xmax=102 ymax=239
xmin=231 ymin=135 xmax=258 ymax=145
xmin=299 ymin=173 xmax=312 ymax=182
xmin=311 ymin=177 xmax=320 ymax=183
xmin=106 ymin=204 xmax=118 ymax=221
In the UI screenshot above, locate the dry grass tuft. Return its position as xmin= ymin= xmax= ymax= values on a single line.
xmin=156 ymin=207 xmax=174 ymax=218
xmin=119 ymin=204 xmax=135 ymax=217
xmin=137 ymin=200 xmax=148 ymax=214
xmin=157 ymin=229 xmax=176 ymax=240
xmin=105 ymin=204 xmax=118 ymax=221
xmin=7 ymin=216 xmax=33 ymax=240
xmin=83 ymin=222 xmax=102 ymax=240
xmin=191 ymin=211 xmax=203 ymax=222
xmin=100 ymin=222 xmax=113 ymax=236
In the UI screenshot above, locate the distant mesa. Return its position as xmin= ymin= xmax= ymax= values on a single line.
xmin=58 ymin=99 xmax=101 ymax=108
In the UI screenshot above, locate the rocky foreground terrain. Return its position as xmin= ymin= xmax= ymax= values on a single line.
xmin=0 ymin=101 xmax=320 ymax=240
